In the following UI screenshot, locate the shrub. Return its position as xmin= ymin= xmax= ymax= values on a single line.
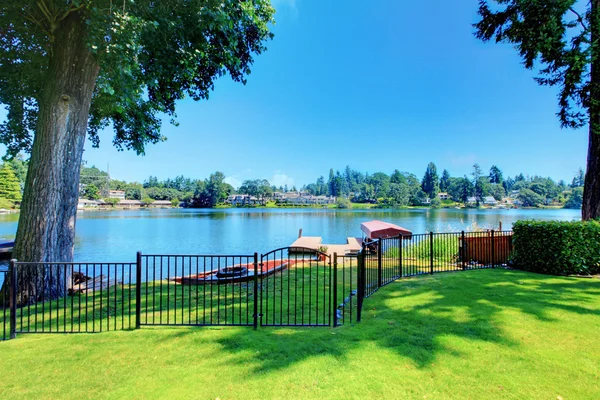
xmin=430 ymin=197 xmax=442 ymax=208
xmin=336 ymin=197 xmax=351 ymax=209
xmin=384 ymin=235 xmax=459 ymax=263
xmin=511 ymin=220 xmax=600 ymax=275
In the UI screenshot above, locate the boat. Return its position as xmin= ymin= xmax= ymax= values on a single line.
xmin=0 ymin=240 xmax=14 ymax=259
xmin=172 ymin=259 xmax=297 ymax=285
xmin=360 ymin=220 xmax=412 ymax=240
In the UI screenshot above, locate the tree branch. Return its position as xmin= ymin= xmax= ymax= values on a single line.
xmin=56 ymin=4 xmax=85 ymax=24
xmin=36 ymin=0 xmax=55 ymax=26
xmin=569 ymin=7 xmax=589 ymax=31
xmin=20 ymin=8 xmax=52 ymax=39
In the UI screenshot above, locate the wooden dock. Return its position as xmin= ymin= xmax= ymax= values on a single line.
xmin=289 ymin=236 xmax=323 ymax=252
xmin=289 ymin=236 xmax=363 ymax=256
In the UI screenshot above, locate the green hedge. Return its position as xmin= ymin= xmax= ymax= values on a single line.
xmin=511 ymin=220 xmax=600 ymax=275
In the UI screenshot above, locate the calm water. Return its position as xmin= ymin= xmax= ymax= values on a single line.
xmin=0 ymin=208 xmax=581 ymax=262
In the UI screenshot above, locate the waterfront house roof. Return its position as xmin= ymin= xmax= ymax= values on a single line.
xmin=119 ymin=200 xmax=142 ymax=205
xmin=361 ymin=220 xmax=412 ymax=240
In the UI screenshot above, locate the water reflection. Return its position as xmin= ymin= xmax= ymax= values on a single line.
xmin=0 ymin=208 xmax=580 ymax=262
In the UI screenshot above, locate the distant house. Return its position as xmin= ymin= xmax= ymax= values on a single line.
xmin=77 ymin=198 xmax=99 ymax=209
xmin=483 ymin=196 xmax=498 ymax=206
xmin=466 ymin=196 xmax=477 ymax=204
xmin=118 ymin=199 xmax=142 ymax=209
xmin=437 ymin=192 xmax=450 ymax=200
xmin=149 ymin=200 xmax=172 ymax=208
xmin=227 ymin=195 xmax=262 ymax=206
xmin=273 ymin=191 xmax=336 ymax=205
xmin=108 ymin=190 xmax=126 ymax=200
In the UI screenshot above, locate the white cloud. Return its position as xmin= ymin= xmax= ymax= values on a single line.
xmin=270 ymin=173 xmax=295 ymax=188
xmin=224 ymin=176 xmax=242 ymax=190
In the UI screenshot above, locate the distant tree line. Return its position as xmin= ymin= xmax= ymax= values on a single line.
xmin=300 ymin=163 xmax=585 ymax=209
xmin=76 ymin=162 xmax=585 ymax=210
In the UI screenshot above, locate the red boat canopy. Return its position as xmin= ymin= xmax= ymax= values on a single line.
xmin=361 ymin=220 xmax=412 ymax=240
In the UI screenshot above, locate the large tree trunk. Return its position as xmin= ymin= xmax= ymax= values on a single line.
xmin=583 ymin=126 xmax=600 ymax=220
xmin=584 ymin=0 xmax=600 ymax=220
xmin=5 ymin=11 xmax=99 ymax=304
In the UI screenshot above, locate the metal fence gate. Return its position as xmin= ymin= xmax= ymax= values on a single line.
xmin=260 ymin=247 xmax=333 ymax=327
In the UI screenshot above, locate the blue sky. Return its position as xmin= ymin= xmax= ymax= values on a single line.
xmin=3 ymin=0 xmax=589 ymax=188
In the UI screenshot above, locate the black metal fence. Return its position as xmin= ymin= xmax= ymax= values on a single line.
xmin=10 ymin=262 xmax=137 ymax=335
xmin=0 ymin=230 xmax=512 ymax=340
xmin=356 ymin=230 xmax=512 ymax=321
xmin=140 ymin=254 xmax=256 ymax=327
xmin=1 ymin=268 xmax=11 ymax=340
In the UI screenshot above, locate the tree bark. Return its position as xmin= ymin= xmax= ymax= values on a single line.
xmin=3 ymin=11 xmax=99 ymax=304
xmin=584 ymin=0 xmax=600 ymax=220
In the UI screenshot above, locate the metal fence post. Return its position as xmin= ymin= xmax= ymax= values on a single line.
xmin=135 ymin=251 xmax=142 ymax=329
xmin=398 ymin=235 xmax=403 ymax=279
xmin=429 ymin=232 xmax=434 ymax=275
xmin=253 ymin=252 xmax=259 ymax=330
xmin=491 ymin=230 xmax=495 ymax=268
xmin=377 ymin=238 xmax=382 ymax=288
xmin=356 ymin=250 xmax=365 ymax=323
xmin=9 ymin=259 xmax=17 ymax=339
xmin=332 ymin=253 xmax=338 ymax=327
xmin=461 ymin=231 xmax=466 ymax=270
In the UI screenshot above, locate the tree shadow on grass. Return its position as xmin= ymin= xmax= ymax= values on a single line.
xmin=205 ymin=269 xmax=600 ymax=373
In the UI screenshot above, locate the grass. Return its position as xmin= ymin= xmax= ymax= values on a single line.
xmin=1 ymin=269 xmax=599 ymax=399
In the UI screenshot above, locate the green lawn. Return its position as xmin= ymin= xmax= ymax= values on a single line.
xmin=1 ymin=269 xmax=599 ymax=399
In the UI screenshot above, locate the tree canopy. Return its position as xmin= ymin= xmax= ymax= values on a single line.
xmin=0 ymin=0 xmax=275 ymax=156
xmin=474 ymin=0 xmax=600 ymax=219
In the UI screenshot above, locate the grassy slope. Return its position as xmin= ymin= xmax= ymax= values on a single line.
xmin=1 ymin=269 xmax=599 ymax=399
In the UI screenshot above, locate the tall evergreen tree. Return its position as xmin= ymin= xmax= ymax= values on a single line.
xmin=489 ymin=165 xmax=504 ymax=185
xmin=475 ymin=1 xmax=600 ymax=219
xmin=0 ymin=163 xmax=22 ymax=204
xmin=472 ymin=163 xmax=484 ymax=205
xmin=328 ymin=169 xmax=336 ymax=196
xmin=421 ymin=162 xmax=440 ymax=198
xmin=439 ymin=169 xmax=451 ymax=192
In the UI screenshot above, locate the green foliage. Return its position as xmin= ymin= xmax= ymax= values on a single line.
xmin=448 ymin=176 xmax=474 ymax=203
xmin=0 ymin=1 xmax=275 ymax=156
xmin=488 ymin=183 xmax=506 ymax=201
xmin=489 ymin=165 xmax=503 ymax=185
xmin=141 ymin=196 xmax=154 ymax=206
xmin=103 ymin=197 xmax=120 ymax=206
xmin=385 ymin=236 xmax=459 ymax=263
xmin=171 ymin=198 xmax=180 ymax=207
xmin=0 ymin=197 xmax=13 ymax=209
xmin=439 ymin=169 xmax=451 ymax=192
xmin=430 ymin=197 xmax=442 ymax=208
xmin=238 ymin=179 xmax=272 ymax=199
xmin=336 ymin=197 xmax=351 ymax=209
xmin=571 ymin=168 xmax=585 ymax=188
xmin=475 ymin=1 xmax=591 ymax=130
xmin=0 ymin=163 xmax=22 ymax=205
xmin=564 ymin=187 xmax=584 ymax=209
xmin=82 ymin=184 xmax=100 ymax=200
xmin=80 ymin=165 xmax=109 ymax=190
xmin=518 ymin=188 xmax=544 ymax=207
xmin=512 ymin=220 xmax=600 ymax=275
xmin=421 ymin=162 xmax=439 ymax=198
xmin=5 ymin=154 xmax=27 ymax=192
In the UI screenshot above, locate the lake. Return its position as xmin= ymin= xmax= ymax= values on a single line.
xmin=0 ymin=208 xmax=581 ymax=262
